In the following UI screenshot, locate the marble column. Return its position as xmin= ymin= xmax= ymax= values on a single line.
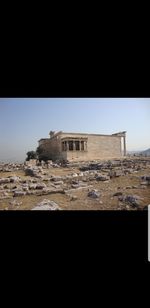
xmin=123 ymin=136 xmax=126 ymax=156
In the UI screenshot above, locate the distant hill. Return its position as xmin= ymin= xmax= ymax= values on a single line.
xmin=127 ymin=149 xmax=150 ymax=156
xmin=140 ymin=148 xmax=150 ymax=156
xmin=127 ymin=150 xmax=141 ymax=154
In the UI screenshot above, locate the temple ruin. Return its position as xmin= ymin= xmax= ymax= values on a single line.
xmin=38 ymin=131 xmax=127 ymax=162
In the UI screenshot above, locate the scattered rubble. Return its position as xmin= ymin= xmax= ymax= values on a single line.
xmin=0 ymin=162 xmax=23 ymax=172
xmin=9 ymin=176 xmax=21 ymax=183
xmin=140 ymin=175 xmax=150 ymax=186
xmin=96 ymin=175 xmax=110 ymax=181
xmin=141 ymin=175 xmax=150 ymax=181
xmin=9 ymin=200 xmax=23 ymax=207
xmin=0 ymin=178 xmax=11 ymax=184
xmin=24 ymin=167 xmax=44 ymax=178
xmin=88 ymin=190 xmax=101 ymax=198
xmin=118 ymin=194 xmax=143 ymax=208
xmin=0 ymin=158 xmax=150 ymax=210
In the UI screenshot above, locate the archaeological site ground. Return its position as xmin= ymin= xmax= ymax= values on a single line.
xmin=0 ymin=157 xmax=150 ymax=210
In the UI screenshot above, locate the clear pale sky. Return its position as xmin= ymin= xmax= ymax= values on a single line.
xmin=0 ymin=98 xmax=150 ymax=162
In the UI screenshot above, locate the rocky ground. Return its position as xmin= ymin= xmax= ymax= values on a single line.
xmin=0 ymin=157 xmax=150 ymax=210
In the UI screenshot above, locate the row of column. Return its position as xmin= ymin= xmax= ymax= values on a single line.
xmin=64 ymin=141 xmax=87 ymax=151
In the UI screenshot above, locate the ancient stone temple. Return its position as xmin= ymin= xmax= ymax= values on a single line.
xmin=38 ymin=130 xmax=127 ymax=162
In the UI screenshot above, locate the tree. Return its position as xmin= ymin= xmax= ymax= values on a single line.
xmin=36 ymin=146 xmax=43 ymax=156
xmin=26 ymin=151 xmax=37 ymax=161
xmin=36 ymin=146 xmax=49 ymax=162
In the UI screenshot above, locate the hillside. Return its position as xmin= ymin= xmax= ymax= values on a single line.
xmin=140 ymin=148 xmax=150 ymax=156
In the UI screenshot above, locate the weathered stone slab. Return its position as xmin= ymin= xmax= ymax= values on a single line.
xmin=141 ymin=175 xmax=150 ymax=181
xmin=118 ymin=194 xmax=143 ymax=208
xmin=36 ymin=183 xmax=47 ymax=189
xmin=96 ymin=175 xmax=110 ymax=181
xmin=31 ymin=199 xmax=60 ymax=210
xmin=64 ymin=185 xmax=93 ymax=194
xmin=9 ymin=176 xmax=21 ymax=183
xmin=88 ymin=190 xmax=101 ymax=198
xmin=9 ymin=200 xmax=23 ymax=207
xmin=53 ymin=181 xmax=64 ymax=185
xmin=13 ymin=191 xmax=26 ymax=197
xmin=51 ymin=176 xmax=63 ymax=182
xmin=113 ymin=192 xmax=123 ymax=196
xmin=0 ymin=178 xmax=11 ymax=184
